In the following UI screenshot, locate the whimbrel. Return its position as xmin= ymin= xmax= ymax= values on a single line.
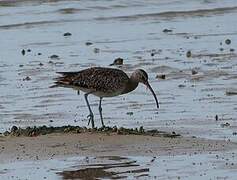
xmin=51 ymin=67 xmax=159 ymax=128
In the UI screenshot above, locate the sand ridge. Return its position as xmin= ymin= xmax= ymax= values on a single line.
xmin=0 ymin=132 xmax=236 ymax=164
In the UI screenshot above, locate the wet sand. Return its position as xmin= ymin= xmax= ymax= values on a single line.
xmin=0 ymin=132 xmax=236 ymax=164
xmin=1 ymin=0 xmax=237 ymax=178
xmin=0 ymin=0 xmax=237 ymax=141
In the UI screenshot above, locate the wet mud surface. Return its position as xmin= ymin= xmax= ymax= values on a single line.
xmin=1 ymin=153 xmax=237 ymax=179
xmin=0 ymin=0 xmax=237 ymax=179
xmin=0 ymin=0 xmax=237 ymax=141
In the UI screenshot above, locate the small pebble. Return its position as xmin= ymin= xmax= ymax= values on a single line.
xmin=85 ymin=42 xmax=93 ymax=46
xmin=163 ymin=29 xmax=172 ymax=33
xmin=156 ymin=74 xmax=166 ymax=79
xmin=178 ymin=84 xmax=186 ymax=88
xmin=226 ymin=89 xmax=237 ymax=96
xmin=191 ymin=69 xmax=198 ymax=75
xmin=215 ymin=115 xmax=218 ymax=121
xmin=38 ymin=53 xmax=42 ymax=56
xmin=110 ymin=57 xmax=123 ymax=66
xmin=63 ymin=32 xmax=72 ymax=36
xmin=94 ymin=48 xmax=100 ymax=53
xmin=27 ymin=49 xmax=31 ymax=52
xmin=230 ymin=48 xmax=235 ymax=52
xmin=225 ymin=39 xmax=231 ymax=45
xmin=21 ymin=49 xmax=25 ymax=55
xmin=126 ymin=112 xmax=133 ymax=116
xmin=49 ymin=55 xmax=59 ymax=59
xmin=23 ymin=76 xmax=31 ymax=81
xmin=186 ymin=50 xmax=192 ymax=58
xmin=220 ymin=122 xmax=230 ymax=128
xmin=11 ymin=126 xmax=18 ymax=132
xmin=3 ymin=131 xmax=10 ymax=136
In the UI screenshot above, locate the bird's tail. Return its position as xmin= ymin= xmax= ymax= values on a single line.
xmin=50 ymin=71 xmax=78 ymax=88
xmin=49 ymin=84 xmax=59 ymax=88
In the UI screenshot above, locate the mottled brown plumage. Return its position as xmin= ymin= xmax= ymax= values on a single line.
xmin=52 ymin=67 xmax=159 ymax=128
xmin=54 ymin=67 xmax=129 ymax=97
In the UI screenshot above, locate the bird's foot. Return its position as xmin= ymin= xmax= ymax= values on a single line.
xmin=87 ymin=113 xmax=95 ymax=128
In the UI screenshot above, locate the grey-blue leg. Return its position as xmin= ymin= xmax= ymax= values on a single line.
xmin=98 ymin=97 xmax=105 ymax=127
xmin=84 ymin=93 xmax=94 ymax=128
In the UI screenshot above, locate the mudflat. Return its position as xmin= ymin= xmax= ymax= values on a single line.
xmin=0 ymin=132 xmax=236 ymax=164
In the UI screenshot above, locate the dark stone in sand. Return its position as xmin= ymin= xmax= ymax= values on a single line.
xmin=63 ymin=32 xmax=72 ymax=36
xmin=110 ymin=57 xmax=123 ymax=66
xmin=230 ymin=48 xmax=235 ymax=52
xmin=215 ymin=115 xmax=218 ymax=121
xmin=21 ymin=49 xmax=25 ymax=55
xmin=126 ymin=112 xmax=133 ymax=116
xmin=3 ymin=131 xmax=10 ymax=136
xmin=49 ymin=55 xmax=60 ymax=59
xmin=226 ymin=90 xmax=237 ymax=96
xmin=163 ymin=29 xmax=172 ymax=33
xmin=220 ymin=122 xmax=230 ymax=128
xmin=186 ymin=50 xmax=192 ymax=58
xmin=139 ymin=126 xmax=144 ymax=133
xmin=38 ymin=53 xmax=42 ymax=55
xmin=11 ymin=126 xmax=18 ymax=132
xmin=156 ymin=74 xmax=166 ymax=79
xmin=178 ymin=84 xmax=186 ymax=88
xmin=191 ymin=69 xmax=198 ymax=75
xmin=23 ymin=76 xmax=31 ymax=81
xmin=85 ymin=42 xmax=93 ymax=46
xmin=94 ymin=48 xmax=100 ymax=53
xmin=225 ymin=39 xmax=231 ymax=45
xmin=27 ymin=49 xmax=31 ymax=52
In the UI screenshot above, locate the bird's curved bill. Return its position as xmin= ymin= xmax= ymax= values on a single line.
xmin=145 ymin=82 xmax=159 ymax=108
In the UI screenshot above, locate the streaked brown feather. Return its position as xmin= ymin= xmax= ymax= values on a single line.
xmin=52 ymin=67 xmax=129 ymax=93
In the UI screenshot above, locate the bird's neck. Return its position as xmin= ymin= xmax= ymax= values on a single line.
xmin=122 ymin=77 xmax=139 ymax=94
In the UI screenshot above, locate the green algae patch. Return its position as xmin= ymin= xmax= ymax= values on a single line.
xmin=2 ymin=125 xmax=181 ymax=138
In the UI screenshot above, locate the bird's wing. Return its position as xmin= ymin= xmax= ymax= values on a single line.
xmin=52 ymin=67 xmax=129 ymax=93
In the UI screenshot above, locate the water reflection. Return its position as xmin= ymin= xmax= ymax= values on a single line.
xmin=58 ymin=156 xmax=148 ymax=179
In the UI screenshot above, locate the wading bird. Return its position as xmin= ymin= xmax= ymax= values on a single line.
xmin=51 ymin=67 xmax=159 ymax=128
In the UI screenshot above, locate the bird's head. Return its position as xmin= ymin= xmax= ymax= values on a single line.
xmin=131 ymin=69 xmax=159 ymax=108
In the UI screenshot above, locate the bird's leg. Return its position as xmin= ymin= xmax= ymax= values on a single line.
xmin=98 ymin=97 xmax=105 ymax=127
xmin=84 ymin=93 xmax=94 ymax=128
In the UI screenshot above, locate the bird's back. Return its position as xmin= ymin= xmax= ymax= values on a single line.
xmin=53 ymin=67 xmax=129 ymax=96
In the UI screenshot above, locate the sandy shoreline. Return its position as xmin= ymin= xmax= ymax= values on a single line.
xmin=1 ymin=132 xmax=236 ymax=164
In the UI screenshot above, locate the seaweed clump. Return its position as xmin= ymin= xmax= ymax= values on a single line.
xmin=1 ymin=125 xmax=181 ymax=138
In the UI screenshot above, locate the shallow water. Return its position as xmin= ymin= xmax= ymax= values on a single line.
xmin=0 ymin=0 xmax=237 ymax=141
xmin=1 ymin=152 xmax=237 ymax=180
